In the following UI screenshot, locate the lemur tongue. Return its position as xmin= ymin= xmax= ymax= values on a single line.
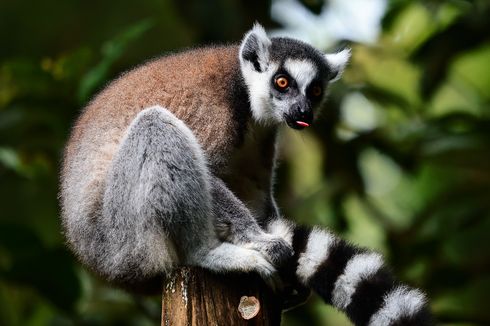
xmin=296 ymin=121 xmax=310 ymax=128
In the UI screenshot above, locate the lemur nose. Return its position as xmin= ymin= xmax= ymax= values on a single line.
xmin=292 ymin=104 xmax=313 ymax=127
xmin=297 ymin=106 xmax=310 ymax=120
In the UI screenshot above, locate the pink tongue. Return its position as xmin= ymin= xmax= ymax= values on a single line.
xmin=296 ymin=121 xmax=310 ymax=127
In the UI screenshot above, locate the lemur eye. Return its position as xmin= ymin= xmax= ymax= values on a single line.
xmin=274 ymin=75 xmax=289 ymax=91
xmin=311 ymin=85 xmax=322 ymax=97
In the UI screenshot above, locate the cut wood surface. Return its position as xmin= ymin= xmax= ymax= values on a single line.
xmin=161 ymin=267 xmax=282 ymax=326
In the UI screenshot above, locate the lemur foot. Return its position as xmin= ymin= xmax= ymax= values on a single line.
xmin=244 ymin=249 xmax=284 ymax=292
xmin=260 ymin=267 xmax=284 ymax=293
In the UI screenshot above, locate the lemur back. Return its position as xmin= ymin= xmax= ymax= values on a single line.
xmin=64 ymin=45 xmax=246 ymax=179
xmin=60 ymin=24 xmax=433 ymax=325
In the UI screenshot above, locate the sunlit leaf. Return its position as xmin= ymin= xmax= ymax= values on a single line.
xmin=354 ymin=46 xmax=421 ymax=107
xmin=383 ymin=3 xmax=436 ymax=54
xmin=451 ymin=43 xmax=490 ymax=101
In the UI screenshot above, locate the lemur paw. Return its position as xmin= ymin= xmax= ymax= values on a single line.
xmin=251 ymin=252 xmax=284 ymax=292
xmin=247 ymin=234 xmax=294 ymax=268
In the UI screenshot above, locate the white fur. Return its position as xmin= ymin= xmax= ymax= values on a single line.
xmin=368 ymin=286 xmax=427 ymax=326
xmin=199 ymin=241 xmax=281 ymax=290
xmin=284 ymin=59 xmax=317 ymax=93
xmin=332 ymin=252 xmax=384 ymax=309
xmin=296 ymin=227 xmax=337 ymax=284
xmin=325 ymin=48 xmax=351 ymax=81
xmin=239 ymin=24 xmax=283 ymax=125
xmin=241 ymin=61 xmax=281 ymax=125
xmin=267 ymin=218 xmax=294 ymax=246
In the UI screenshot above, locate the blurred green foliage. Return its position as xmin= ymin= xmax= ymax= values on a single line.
xmin=0 ymin=0 xmax=489 ymax=325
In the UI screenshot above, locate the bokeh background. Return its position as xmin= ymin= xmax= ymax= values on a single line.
xmin=1 ymin=0 xmax=489 ymax=325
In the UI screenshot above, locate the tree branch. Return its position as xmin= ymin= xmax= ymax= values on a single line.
xmin=162 ymin=267 xmax=282 ymax=325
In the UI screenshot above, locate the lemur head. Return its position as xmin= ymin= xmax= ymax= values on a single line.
xmin=239 ymin=24 xmax=350 ymax=129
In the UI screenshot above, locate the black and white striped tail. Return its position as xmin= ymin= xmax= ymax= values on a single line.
xmin=268 ymin=220 xmax=433 ymax=326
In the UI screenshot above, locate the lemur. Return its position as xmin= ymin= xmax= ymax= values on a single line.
xmin=60 ymin=24 xmax=432 ymax=325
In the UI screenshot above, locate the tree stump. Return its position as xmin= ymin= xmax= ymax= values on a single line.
xmin=161 ymin=267 xmax=282 ymax=325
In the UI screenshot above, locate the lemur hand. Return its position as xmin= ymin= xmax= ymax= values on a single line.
xmin=246 ymin=233 xmax=294 ymax=268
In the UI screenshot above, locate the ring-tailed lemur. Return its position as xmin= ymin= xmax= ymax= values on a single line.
xmin=60 ymin=24 xmax=432 ymax=325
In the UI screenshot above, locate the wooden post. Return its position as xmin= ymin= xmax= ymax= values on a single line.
xmin=162 ymin=267 xmax=282 ymax=325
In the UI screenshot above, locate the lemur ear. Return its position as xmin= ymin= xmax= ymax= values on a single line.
xmin=325 ymin=48 xmax=351 ymax=82
xmin=239 ymin=23 xmax=272 ymax=73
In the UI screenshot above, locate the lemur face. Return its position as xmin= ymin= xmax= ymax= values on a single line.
xmin=239 ymin=24 xmax=350 ymax=129
xmin=269 ymin=58 xmax=324 ymax=129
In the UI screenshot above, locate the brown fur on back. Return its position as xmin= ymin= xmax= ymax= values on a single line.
xmin=64 ymin=45 xmax=250 ymax=181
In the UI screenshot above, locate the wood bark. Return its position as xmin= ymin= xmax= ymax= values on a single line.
xmin=162 ymin=267 xmax=282 ymax=326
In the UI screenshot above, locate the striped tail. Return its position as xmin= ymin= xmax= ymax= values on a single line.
xmin=268 ymin=220 xmax=433 ymax=326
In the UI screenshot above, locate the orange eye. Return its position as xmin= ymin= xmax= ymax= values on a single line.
xmin=311 ymin=85 xmax=322 ymax=97
xmin=275 ymin=76 xmax=289 ymax=89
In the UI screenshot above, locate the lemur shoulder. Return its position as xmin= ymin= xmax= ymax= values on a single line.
xmin=60 ymin=24 xmax=433 ymax=325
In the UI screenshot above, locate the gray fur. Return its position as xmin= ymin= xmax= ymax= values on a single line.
xmin=211 ymin=177 xmax=293 ymax=267
xmin=100 ymin=107 xmax=210 ymax=280
xmin=61 ymin=105 xmax=287 ymax=289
